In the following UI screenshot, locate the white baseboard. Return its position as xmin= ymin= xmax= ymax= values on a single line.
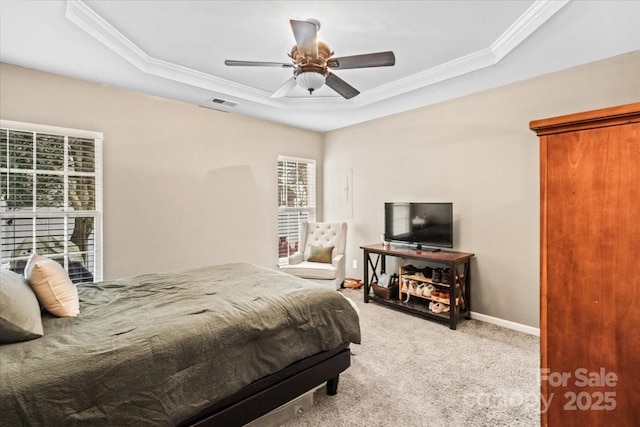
xmin=470 ymin=311 xmax=540 ymax=336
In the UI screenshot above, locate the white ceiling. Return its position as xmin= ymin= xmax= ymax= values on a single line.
xmin=1 ymin=1 xmax=639 ymax=132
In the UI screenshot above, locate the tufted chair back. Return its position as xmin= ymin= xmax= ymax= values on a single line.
xmin=300 ymin=221 xmax=347 ymax=261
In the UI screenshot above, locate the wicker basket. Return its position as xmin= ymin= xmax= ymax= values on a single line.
xmin=372 ymin=283 xmax=398 ymax=300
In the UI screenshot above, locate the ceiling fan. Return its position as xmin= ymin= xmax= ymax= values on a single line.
xmin=225 ymin=19 xmax=395 ymax=100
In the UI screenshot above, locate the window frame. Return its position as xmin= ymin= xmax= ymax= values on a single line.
xmin=0 ymin=119 xmax=103 ymax=282
xmin=277 ymin=155 xmax=316 ymax=265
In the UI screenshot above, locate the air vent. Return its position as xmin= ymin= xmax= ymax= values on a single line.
xmin=210 ymin=98 xmax=238 ymax=107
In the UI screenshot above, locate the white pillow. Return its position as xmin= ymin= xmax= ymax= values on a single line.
xmin=25 ymin=254 xmax=80 ymax=317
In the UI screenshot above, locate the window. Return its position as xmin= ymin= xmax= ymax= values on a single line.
xmin=278 ymin=156 xmax=316 ymax=266
xmin=0 ymin=120 xmax=103 ymax=283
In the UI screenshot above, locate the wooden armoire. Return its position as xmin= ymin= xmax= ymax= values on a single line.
xmin=530 ymin=103 xmax=640 ymax=426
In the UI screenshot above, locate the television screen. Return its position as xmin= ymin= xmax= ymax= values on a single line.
xmin=384 ymin=202 xmax=453 ymax=249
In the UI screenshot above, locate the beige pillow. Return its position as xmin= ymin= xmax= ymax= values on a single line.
xmin=25 ymin=254 xmax=80 ymax=317
xmin=307 ymin=245 xmax=334 ymax=264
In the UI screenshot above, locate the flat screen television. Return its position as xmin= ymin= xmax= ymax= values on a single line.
xmin=384 ymin=202 xmax=453 ymax=250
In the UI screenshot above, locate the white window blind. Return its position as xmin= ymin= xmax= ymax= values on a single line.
xmin=278 ymin=156 xmax=316 ymax=266
xmin=0 ymin=120 xmax=103 ymax=283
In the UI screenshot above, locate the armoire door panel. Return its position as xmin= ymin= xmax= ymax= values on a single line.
xmin=547 ymin=125 xmax=640 ymax=425
xmin=543 ymin=122 xmax=640 ymax=425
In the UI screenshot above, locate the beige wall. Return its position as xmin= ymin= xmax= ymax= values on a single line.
xmin=322 ymin=51 xmax=640 ymax=327
xmin=0 ymin=63 xmax=323 ymax=279
xmin=2 ymin=51 xmax=639 ymax=328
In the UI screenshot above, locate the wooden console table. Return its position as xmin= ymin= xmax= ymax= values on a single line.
xmin=361 ymin=243 xmax=474 ymax=330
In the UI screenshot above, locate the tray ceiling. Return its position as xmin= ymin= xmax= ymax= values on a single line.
xmin=1 ymin=1 xmax=639 ymax=131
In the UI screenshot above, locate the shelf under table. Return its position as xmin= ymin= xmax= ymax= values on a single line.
xmin=369 ymin=295 xmax=469 ymax=325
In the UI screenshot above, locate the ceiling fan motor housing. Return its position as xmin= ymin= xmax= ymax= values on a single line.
xmin=290 ymin=41 xmax=332 ymax=70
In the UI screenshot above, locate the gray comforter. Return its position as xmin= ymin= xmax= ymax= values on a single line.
xmin=0 ymin=263 xmax=361 ymax=426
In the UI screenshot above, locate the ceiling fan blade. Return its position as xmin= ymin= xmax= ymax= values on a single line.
xmin=327 ymin=51 xmax=395 ymax=70
xmin=225 ymin=60 xmax=294 ymax=68
xmin=290 ymin=20 xmax=318 ymax=59
xmin=326 ymin=72 xmax=360 ymax=99
xmin=271 ymin=76 xmax=297 ymax=98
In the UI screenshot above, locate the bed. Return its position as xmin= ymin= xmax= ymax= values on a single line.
xmin=0 ymin=263 xmax=361 ymax=426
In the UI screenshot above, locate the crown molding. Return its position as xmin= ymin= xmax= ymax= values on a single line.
xmin=65 ymin=0 xmax=568 ymax=110
xmin=359 ymin=0 xmax=569 ymax=105
xmin=65 ymin=0 xmax=277 ymax=106
xmin=492 ymin=0 xmax=569 ymax=61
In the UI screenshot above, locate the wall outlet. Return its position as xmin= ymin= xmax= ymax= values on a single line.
xmin=352 ymin=260 xmax=358 ymax=269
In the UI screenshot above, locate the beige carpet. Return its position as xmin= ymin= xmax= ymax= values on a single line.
xmin=282 ymin=288 xmax=540 ymax=427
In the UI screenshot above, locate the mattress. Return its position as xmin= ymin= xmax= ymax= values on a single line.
xmin=0 ymin=263 xmax=361 ymax=425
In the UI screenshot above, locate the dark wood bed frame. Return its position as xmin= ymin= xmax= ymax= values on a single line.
xmin=180 ymin=343 xmax=351 ymax=426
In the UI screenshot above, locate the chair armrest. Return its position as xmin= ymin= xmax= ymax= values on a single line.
xmin=288 ymin=252 xmax=304 ymax=265
xmin=332 ymin=254 xmax=345 ymax=269
xmin=332 ymin=254 xmax=346 ymax=289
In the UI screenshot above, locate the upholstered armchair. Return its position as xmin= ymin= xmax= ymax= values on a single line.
xmin=280 ymin=221 xmax=347 ymax=290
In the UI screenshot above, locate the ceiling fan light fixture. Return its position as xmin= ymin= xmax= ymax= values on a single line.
xmin=296 ymin=71 xmax=325 ymax=94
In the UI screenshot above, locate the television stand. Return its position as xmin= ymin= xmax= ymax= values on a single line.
xmin=360 ymin=243 xmax=474 ymax=330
